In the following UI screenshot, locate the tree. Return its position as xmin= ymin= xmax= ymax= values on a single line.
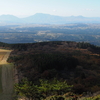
xmin=15 ymin=78 xmax=72 ymax=100
xmin=39 ymin=78 xmax=72 ymax=96
xmin=15 ymin=78 xmax=40 ymax=100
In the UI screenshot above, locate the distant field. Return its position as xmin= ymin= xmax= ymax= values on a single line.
xmin=0 ymin=24 xmax=100 ymax=45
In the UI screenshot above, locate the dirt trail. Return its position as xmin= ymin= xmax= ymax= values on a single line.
xmin=0 ymin=49 xmax=12 ymax=64
xmin=0 ymin=49 xmax=14 ymax=100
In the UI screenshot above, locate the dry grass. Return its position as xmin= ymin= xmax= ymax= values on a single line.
xmin=0 ymin=52 xmax=7 ymax=61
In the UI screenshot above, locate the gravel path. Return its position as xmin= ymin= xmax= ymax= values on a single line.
xmin=0 ymin=49 xmax=14 ymax=100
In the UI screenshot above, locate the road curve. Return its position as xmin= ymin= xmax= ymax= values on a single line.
xmin=0 ymin=49 xmax=12 ymax=64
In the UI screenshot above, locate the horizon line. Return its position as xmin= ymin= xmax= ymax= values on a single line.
xmin=0 ymin=13 xmax=100 ymax=18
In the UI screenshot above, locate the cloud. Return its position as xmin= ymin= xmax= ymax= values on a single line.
xmin=53 ymin=9 xmax=57 ymax=12
xmin=83 ymin=8 xmax=94 ymax=11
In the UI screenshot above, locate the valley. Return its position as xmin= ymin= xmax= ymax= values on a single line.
xmin=0 ymin=23 xmax=100 ymax=46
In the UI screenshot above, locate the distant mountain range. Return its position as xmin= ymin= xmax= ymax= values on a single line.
xmin=0 ymin=13 xmax=100 ymax=24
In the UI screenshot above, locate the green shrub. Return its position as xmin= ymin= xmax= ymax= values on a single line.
xmin=15 ymin=78 xmax=72 ymax=100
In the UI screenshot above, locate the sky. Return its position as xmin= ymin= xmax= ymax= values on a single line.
xmin=0 ymin=0 xmax=100 ymax=18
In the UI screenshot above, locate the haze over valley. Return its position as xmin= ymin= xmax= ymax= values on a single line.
xmin=0 ymin=20 xmax=100 ymax=46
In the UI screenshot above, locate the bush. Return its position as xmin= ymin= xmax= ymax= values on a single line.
xmin=15 ymin=78 xmax=73 ymax=100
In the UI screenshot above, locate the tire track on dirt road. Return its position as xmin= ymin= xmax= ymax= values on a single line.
xmin=0 ymin=49 xmax=14 ymax=100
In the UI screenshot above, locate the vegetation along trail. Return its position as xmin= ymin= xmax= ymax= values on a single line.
xmin=0 ymin=49 xmax=14 ymax=100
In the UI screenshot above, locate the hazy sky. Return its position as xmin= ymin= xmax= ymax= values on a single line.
xmin=0 ymin=0 xmax=100 ymax=18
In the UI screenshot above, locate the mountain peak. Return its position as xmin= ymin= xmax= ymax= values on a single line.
xmin=34 ymin=13 xmax=50 ymax=15
xmin=77 ymin=15 xmax=84 ymax=18
xmin=33 ymin=13 xmax=52 ymax=17
xmin=0 ymin=14 xmax=18 ymax=18
xmin=70 ymin=15 xmax=84 ymax=18
xmin=0 ymin=14 xmax=19 ymax=20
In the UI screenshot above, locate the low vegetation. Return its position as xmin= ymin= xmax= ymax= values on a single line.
xmin=15 ymin=78 xmax=72 ymax=100
xmin=1 ymin=41 xmax=100 ymax=100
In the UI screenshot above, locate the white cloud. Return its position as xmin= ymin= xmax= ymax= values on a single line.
xmin=53 ymin=9 xmax=57 ymax=12
xmin=83 ymin=8 xmax=94 ymax=11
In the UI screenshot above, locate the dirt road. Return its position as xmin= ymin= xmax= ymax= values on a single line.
xmin=0 ymin=49 xmax=12 ymax=64
xmin=0 ymin=49 xmax=14 ymax=100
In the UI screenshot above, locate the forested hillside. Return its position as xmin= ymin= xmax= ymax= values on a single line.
xmin=1 ymin=41 xmax=100 ymax=99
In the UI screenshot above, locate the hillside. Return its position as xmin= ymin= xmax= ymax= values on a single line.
xmin=6 ymin=41 xmax=100 ymax=92
xmin=0 ymin=41 xmax=100 ymax=99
